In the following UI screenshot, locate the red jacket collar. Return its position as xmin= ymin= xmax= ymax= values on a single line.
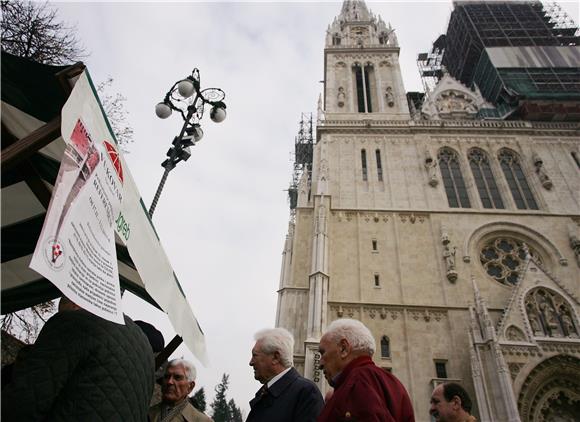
xmin=333 ymin=355 xmax=373 ymax=388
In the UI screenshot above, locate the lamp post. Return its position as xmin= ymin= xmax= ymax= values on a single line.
xmin=148 ymin=68 xmax=226 ymax=217
xmin=148 ymin=69 xmax=226 ymax=368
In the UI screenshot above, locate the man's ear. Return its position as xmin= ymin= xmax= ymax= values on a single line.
xmin=452 ymin=395 xmax=461 ymax=410
xmin=188 ymin=380 xmax=196 ymax=394
xmin=339 ymin=339 xmax=350 ymax=357
xmin=272 ymin=350 xmax=282 ymax=364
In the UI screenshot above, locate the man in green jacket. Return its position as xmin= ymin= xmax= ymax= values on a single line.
xmin=2 ymin=296 xmax=155 ymax=421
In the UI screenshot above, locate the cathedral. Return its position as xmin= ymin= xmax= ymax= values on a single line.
xmin=275 ymin=1 xmax=580 ymax=421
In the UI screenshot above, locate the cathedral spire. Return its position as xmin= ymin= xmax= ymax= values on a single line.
xmin=326 ymin=0 xmax=397 ymax=48
xmin=339 ymin=0 xmax=371 ymax=22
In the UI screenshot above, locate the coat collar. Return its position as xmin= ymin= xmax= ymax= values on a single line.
xmin=333 ymin=355 xmax=374 ymax=389
xmin=249 ymin=367 xmax=299 ymax=408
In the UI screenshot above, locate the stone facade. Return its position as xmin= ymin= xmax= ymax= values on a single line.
xmin=275 ymin=1 xmax=580 ymax=421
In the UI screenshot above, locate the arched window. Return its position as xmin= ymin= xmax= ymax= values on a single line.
xmin=354 ymin=64 xmax=373 ymax=112
xmin=361 ymin=149 xmax=368 ymax=181
xmin=468 ymin=148 xmax=504 ymax=209
xmin=380 ymin=336 xmax=390 ymax=358
xmin=498 ymin=149 xmax=538 ymax=210
xmin=438 ymin=148 xmax=471 ymax=208
xmin=375 ymin=149 xmax=383 ymax=181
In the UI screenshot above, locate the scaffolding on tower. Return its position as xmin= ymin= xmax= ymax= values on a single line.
xmin=288 ymin=112 xmax=313 ymax=213
xmin=417 ymin=34 xmax=446 ymax=97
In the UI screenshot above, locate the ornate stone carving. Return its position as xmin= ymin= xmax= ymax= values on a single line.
xmin=441 ymin=226 xmax=458 ymax=282
xmin=525 ymin=288 xmax=579 ymax=338
xmin=385 ymin=86 xmax=395 ymax=107
xmin=424 ymin=149 xmax=438 ymax=187
xmin=532 ymin=153 xmax=553 ymax=190
xmin=435 ymin=90 xmax=477 ymax=117
xmin=312 ymin=352 xmax=322 ymax=383
xmin=508 ymin=362 xmax=524 ymax=380
xmin=398 ymin=213 xmax=426 ymax=223
xmin=332 ymin=304 xmax=446 ymax=323
xmin=337 ymin=86 xmax=346 ymax=108
xmin=506 ymin=325 xmax=527 ymax=342
xmin=518 ymin=355 xmax=580 ymax=422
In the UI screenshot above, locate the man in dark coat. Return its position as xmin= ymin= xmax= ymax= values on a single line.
xmin=2 ymin=296 xmax=155 ymax=421
xmin=246 ymin=328 xmax=324 ymax=422
xmin=317 ymin=318 xmax=415 ymax=422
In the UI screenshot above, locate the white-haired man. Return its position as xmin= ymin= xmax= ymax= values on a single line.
xmin=247 ymin=328 xmax=324 ymax=422
xmin=149 ymin=359 xmax=212 ymax=422
xmin=317 ymin=319 xmax=415 ymax=422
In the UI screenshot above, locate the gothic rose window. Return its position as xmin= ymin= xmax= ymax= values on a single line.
xmin=498 ymin=149 xmax=539 ymax=210
xmin=438 ymin=147 xmax=471 ymax=208
xmin=468 ymin=148 xmax=504 ymax=209
xmin=480 ymin=237 xmax=541 ymax=285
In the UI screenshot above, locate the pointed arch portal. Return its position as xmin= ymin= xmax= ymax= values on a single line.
xmin=518 ymin=355 xmax=580 ymax=421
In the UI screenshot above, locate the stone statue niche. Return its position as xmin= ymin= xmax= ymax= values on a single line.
xmin=533 ymin=153 xmax=553 ymax=190
xmin=337 ymin=86 xmax=346 ymax=108
xmin=440 ymin=226 xmax=457 ymax=282
xmin=424 ymin=150 xmax=438 ymax=187
xmin=385 ymin=86 xmax=395 ymax=107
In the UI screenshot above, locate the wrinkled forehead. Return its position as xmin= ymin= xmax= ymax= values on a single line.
xmin=166 ymin=364 xmax=186 ymax=376
xmin=252 ymin=340 xmax=264 ymax=354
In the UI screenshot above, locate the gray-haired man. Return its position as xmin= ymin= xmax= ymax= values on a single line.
xmin=247 ymin=327 xmax=324 ymax=422
xmin=149 ymin=358 xmax=212 ymax=422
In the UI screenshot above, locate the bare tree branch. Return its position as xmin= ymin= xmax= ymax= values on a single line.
xmin=1 ymin=0 xmax=86 ymax=65
xmin=97 ymin=77 xmax=135 ymax=150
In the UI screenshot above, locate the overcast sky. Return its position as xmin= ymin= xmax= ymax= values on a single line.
xmin=53 ymin=0 xmax=578 ymax=417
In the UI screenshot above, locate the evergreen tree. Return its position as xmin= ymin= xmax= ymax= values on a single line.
xmin=189 ymin=387 xmax=207 ymax=413
xmin=228 ymin=398 xmax=243 ymax=422
xmin=210 ymin=374 xmax=231 ymax=422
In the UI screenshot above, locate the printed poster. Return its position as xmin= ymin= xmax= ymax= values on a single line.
xmin=30 ymin=71 xmax=125 ymax=324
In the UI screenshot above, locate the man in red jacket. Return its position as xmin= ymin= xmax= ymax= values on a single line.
xmin=317 ymin=319 xmax=415 ymax=422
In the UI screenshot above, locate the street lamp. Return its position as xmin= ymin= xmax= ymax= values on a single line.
xmin=148 ymin=68 xmax=226 ymax=217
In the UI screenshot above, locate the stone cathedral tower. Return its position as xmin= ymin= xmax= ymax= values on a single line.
xmin=276 ymin=1 xmax=580 ymax=421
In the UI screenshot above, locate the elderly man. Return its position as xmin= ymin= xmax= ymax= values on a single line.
xmin=430 ymin=382 xmax=477 ymax=422
xmin=317 ymin=319 xmax=415 ymax=422
xmin=247 ymin=327 xmax=324 ymax=422
xmin=2 ymin=296 xmax=154 ymax=421
xmin=149 ymin=359 xmax=212 ymax=422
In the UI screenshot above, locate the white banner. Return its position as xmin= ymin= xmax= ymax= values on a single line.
xmin=30 ymin=72 xmax=124 ymax=324
xmin=29 ymin=70 xmax=208 ymax=364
